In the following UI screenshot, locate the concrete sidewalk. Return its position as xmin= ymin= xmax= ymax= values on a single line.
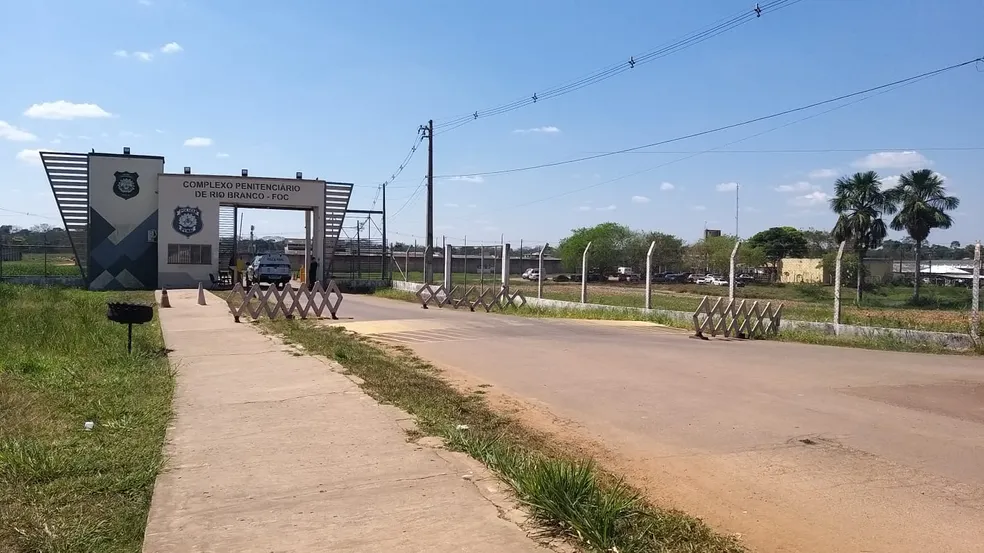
xmin=143 ymin=289 xmax=546 ymax=553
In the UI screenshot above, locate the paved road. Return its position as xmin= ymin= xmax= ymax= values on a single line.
xmin=332 ymin=294 xmax=984 ymax=553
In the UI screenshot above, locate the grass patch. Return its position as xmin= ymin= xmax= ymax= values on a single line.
xmin=371 ymin=288 xmax=980 ymax=354
xmin=775 ymin=328 xmax=983 ymax=355
xmin=0 ymin=284 xmax=174 ymax=552
xmin=261 ymin=318 xmax=742 ymax=552
xmin=1 ymin=254 xmax=82 ymax=278
xmin=391 ymin=278 xmax=978 ymax=334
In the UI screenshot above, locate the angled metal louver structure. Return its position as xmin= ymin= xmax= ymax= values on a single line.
xmin=322 ymin=182 xmax=353 ymax=278
xmin=40 ymin=151 xmax=89 ymax=282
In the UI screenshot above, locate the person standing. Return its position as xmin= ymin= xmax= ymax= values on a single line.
xmin=308 ymin=257 xmax=319 ymax=290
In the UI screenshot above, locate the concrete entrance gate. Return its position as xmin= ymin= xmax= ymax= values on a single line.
xmin=40 ymin=149 xmax=353 ymax=291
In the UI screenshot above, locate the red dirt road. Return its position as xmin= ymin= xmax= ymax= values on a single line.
xmin=333 ymin=295 xmax=984 ymax=553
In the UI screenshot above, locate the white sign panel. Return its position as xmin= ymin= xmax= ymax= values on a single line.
xmin=159 ymin=174 xmax=325 ymax=208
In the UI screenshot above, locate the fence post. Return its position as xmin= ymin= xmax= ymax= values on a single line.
xmin=537 ymin=243 xmax=548 ymax=299
xmin=645 ymin=240 xmax=656 ymax=310
xmin=834 ymin=240 xmax=846 ymax=335
xmin=444 ymin=244 xmax=453 ymax=291
xmin=480 ymin=246 xmax=486 ymax=293
xmin=580 ymin=241 xmax=592 ymax=304
xmin=43 ymin=233 xmax=49 ymax=278
xmin=501 ymin=243 xmax=511 ymax=305
xmin=462 ymin=235 xmax=467 ymax=286
xmin=404 ymin=247 xmax=410 ymax=281
xmin=728 ymin=239 xmax=740 ymax=301
xmin=971 ymin=241 xmax=981 ymax=345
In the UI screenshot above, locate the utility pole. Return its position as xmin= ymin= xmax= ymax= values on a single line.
xmin=735 ymin=183 xmax=740 ymax=238
xmin=422 ymin=119 xmax=435 ymax=284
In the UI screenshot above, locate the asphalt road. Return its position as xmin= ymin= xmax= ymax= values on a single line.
xmin=331 ymin=294 xmax=984 ymax=553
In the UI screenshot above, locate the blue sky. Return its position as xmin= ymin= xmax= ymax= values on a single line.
xmin=2 ymin=0 xmax=982 ymax=248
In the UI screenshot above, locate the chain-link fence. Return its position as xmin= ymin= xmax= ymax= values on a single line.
xmin=0 ymin=241 xmax=82 ymax=281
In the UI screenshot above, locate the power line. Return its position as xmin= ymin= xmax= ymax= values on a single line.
xmin=0 ymin=207 xmax=60 ymax=220
xmin=435 ymin=55 xmax=984 ymax=180
xmin=390 ymin=176 xmax=427 ymax=219
xmin=573 ymin=146 xmax=984 ymax=155
xmin=370 ymin=132 xmax=425 ymax=207
xmin=456 ymin=64 xmax=953 ymax=215
xmin=434 ymin=0 xmax=804 ymax=131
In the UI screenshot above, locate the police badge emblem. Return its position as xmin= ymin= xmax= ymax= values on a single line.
xmin=113 ymin=171 xmax=140 ymax=200
xmin=172 ymin=206 xmax=203 ymax=237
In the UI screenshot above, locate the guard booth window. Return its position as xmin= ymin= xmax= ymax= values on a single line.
xmin=167 ymin=244 xmax=212 ymax=265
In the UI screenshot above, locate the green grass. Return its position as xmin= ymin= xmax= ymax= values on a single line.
xmin=0 ymin=284 xmax=174 ymax=552
xmin=1 ymin=253 xmax=82 ymax=278
xmin=371 ymin=288 xmax=980 ymax=354
xmin=438 ymin=280 xmax=977 ymax=335
xmin=259 ymin=318 xmax=742 ymax=552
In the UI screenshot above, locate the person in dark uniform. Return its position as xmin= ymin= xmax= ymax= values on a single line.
xmin=308 ymin=257 xmax=319 ymax=290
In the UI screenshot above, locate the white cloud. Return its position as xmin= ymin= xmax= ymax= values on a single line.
xmin=155 ymin=129 xmax=165 ymax=134
xmin=24 ymin=101 xmax=113 ymax=120
xmin=852 ymin=150 xmax=930 ymax=170
xmin=743 ymin=206 xmax=761 ymax=213
xmin=183 ymin=136 xmax=213 ymax=147
xmin=15 ymin=148 xmax=51 ymax=165
xmin=138 ymin=0 xmax=153 ymax=5
xmin=449 ymin=175 xmax=484 ymax=184
xmin=789 ymin=190 xmax=830 ymax=207
xmin=160 ymin=42 xmax=183 ymax=54
xmin=215 ymin=152 xmax=230 ymax=158
xmin=466 ymin=203 xmax=477 ymax=209
xmin=775 ymin=181 xmax=814 ymax=193
xmin=512 ymin=126 xmax=561 ymax=134
xmin=596 ymin=204 xmax=617 ymax=211
xmin=659 ymin=182 xmax=675 ymax=191
xmin=808 ymin=168 xmax=838 ymax=179
xmin=880 ymin=175 xmax=900 ymax=189
xmin=693 ymin=205 xmax=706 ymax=211
xmin=444 ymin=202 xmax=459 ymax=208
xmin=631 ymin=195 xmax=650 ymax=204
xmin=119 ymin=130 xmax=141 ymax=138
xmin=77 ymin=135 xmax=91 ymax=140
xmin=50 ymin=138 xmax=61 ymax=145
xmin=576 ymin=205 xmax=592 ymax=212
xmin=134 ymin=51 xmax=154 ymax=62
xmin=716 ymin=182 xmax=738 ymax=192
xmin=0 ymin=121 xmax=37 ymax=142
xmin=114 ymin=50 xmax=129 ymax=58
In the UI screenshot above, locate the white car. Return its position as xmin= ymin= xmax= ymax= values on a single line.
xmin=521 ymin=268 xmax=535 ymax=280
xmin=245 ymin=253 xmax=292 ymax=288
xmin=527 ymin=269 xmax=540 ymax=281
xmin=707 ymin=276 xmax=729 ymax=286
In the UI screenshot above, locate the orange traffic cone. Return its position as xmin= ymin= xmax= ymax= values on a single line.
xmin=160 ymin=287 xmax=171 ymax=308
xmin=197 ymin=282 xmax=207 ymax=305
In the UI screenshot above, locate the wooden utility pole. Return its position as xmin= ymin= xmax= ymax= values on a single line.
xmin=423 ymin=119 xmax=435 ymax=284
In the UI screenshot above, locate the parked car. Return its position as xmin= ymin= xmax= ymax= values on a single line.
xmin=552 ymin=274 xmax=570 ymax=282
xmin=527 ymin=269 xmax=540 ymax=281
xmin=245 ymin=253 xmax=292 ymax=288
xmin=521 ymin=268 xmax=535 ymax=280
xmin=707 ymin=276 xmax=729 ymax=286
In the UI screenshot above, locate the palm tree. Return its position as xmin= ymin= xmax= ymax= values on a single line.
xmin=829 ymin=171 xmax=897 ymax=305
xmin=887 ymin=169 xmax=959 ymax=301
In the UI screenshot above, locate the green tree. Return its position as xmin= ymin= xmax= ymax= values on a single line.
xmin=800 ymin=227 xmax=835 ymax=257
xmin=627 ymin=231 xmax=685 ymax=271
xmin=686 ymin=235 xmax=765 ymax=275
xmin=829 ymin=171 xmax=897 ymax=305
xmin=746 ymin=227 xmax=808 ymax=281
xmin=556 ymin=222 xmax=635 ymax=273
xmin=886 ymin=169 xmax=959 ymax=301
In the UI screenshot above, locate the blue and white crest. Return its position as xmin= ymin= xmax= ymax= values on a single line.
xmin=113 ymin=171 xmax=140 ymax=200
xmin=172 ymin=206 xmax=203 ymax=237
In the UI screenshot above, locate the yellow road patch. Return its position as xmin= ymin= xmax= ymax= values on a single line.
xmin=325 ymin=319 xmax=450 ymax=335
